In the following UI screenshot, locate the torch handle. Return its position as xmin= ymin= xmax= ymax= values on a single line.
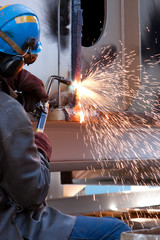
xmin=36 ymin=101 xmax=49 ymax=132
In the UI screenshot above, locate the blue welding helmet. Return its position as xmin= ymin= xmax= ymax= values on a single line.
xmin=0 ymin=4 xmax=42 ymax=77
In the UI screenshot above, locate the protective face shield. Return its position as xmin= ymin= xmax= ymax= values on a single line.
xmin=0 ymin=4 xmax=42 ymax=78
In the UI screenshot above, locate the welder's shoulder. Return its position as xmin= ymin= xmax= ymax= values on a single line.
xmin=0 ymin=91 xmax=32 ymax=131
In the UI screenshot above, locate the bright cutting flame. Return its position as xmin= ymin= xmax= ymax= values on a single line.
xmin=73 ymin=79 xmax=103 ymax=104
xmin=79 ymin=110 xmax=85 ymax=123
xmin=73 ymin=80 xmax=95 ymax=100
xmin=73 ymin=79 xmax=105 ymax=123
xmin=72 ymin=80 xmax=85 ymax=123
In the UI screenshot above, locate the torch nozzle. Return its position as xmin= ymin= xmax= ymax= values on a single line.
xmin=58 ymin=78 xmax=73 ymax=86
xmin=50 ymin=75 xmax=73 ymax=86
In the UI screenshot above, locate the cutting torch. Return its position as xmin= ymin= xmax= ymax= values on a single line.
xmin=36 ymin=75 xmax=72 ymax=132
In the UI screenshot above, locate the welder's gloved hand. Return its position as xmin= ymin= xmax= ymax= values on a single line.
xmin=5 ymin=69 xmax=48 ymax=112
xmin=22 ymin=92 xmax=45 ymax=113
xmin=34 ymin=132 xmax=52 ymax=161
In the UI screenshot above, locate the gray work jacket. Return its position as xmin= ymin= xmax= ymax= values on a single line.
xmin=0 ymin=81 xmax=75 ymax=240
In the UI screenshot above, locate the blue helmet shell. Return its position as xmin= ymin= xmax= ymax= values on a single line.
xmin=0 ymin=4 xmax=42 ymax=55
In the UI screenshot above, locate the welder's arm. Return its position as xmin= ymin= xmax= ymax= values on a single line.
xmin=4 ymin=69 xmax=48 ymax=112
xmin=2 ymin=101 xmax=52 ymax=209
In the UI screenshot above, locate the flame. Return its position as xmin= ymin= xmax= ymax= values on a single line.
xmin=73 ymin=80 xmax=99 ymax=101
xmin=79 ymin=110 xmax=85 ymax=123
xmin=73 ymin=80 xmax=85 ymax=123
xmin=72 ymin=79 xmax=105 ymax=123
xmin=78 ymin=101 xmax=85 ymax=123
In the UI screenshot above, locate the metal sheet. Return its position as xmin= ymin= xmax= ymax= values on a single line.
xmin=47 ymin=188 xmax=160 ymax=215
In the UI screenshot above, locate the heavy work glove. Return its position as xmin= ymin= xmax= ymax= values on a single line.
xmin=34 ymin=132 xmax=52 ymax=161
xmin=5 ymin=69 xmax=48 ymax=112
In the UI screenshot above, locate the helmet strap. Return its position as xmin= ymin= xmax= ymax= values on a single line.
xmin=0 ymin=30 xmax=25 ymax=55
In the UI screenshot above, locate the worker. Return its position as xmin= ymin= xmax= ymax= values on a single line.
xmin=0 ymin=4 xmax=131 ymax=240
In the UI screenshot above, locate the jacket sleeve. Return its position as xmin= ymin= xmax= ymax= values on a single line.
xmin=4 ymin=69 xmax=48 ymax=102
xmin=1 ymin=95 xmax=50 ymax=209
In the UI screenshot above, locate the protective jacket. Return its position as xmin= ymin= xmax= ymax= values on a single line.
xmin=0 ymin=77 xmax=75 ymax=240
